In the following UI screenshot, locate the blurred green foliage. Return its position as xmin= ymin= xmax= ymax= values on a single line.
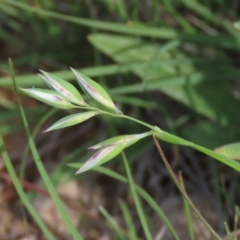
xmin=1 ymin=0 xmax=240 ymax=149
xmin=1 ymin=1 xmax=240 ymax=239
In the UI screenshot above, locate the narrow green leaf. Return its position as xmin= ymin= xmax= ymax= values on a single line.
xmin=44 ymin=111 xmax=99 ymax=132
xmin=152 ymin=127 xmax=192 ymax=146
xmin=119 ymin=199 xmax=138 ymax=240
xmin=215 ymin=143 xmax=240 ymax=160
xmin=76 ymin=145 xmax=123 ymax=174
xmin=99 ymin=206 xmax=127 ymax=240
xmin=152 ymin=128 xmax=240 ymax=172
xmin=68 ymin=163 xmax=180 ymax=240
xmin=153 ymin=136 xmax=222 ymax=240
xmin=20 ymin=88 xmax=74 ymax=109
xmin=71 ymin=68 xmax=121 ymax=113
xmin=0 ymin=135 xmax=55 ymax=240
xmin=39 ymin=70 xmax=86 ymax=106
xmin=89 ymin=132 xmax=151 ymax=149
xmin=10 ymin=59 xmax=83 ymax=239
xmin=179 ymin=174 xmax=195 ymax=240
xmin=224 ymin=222 xmax=234 ymax=240
xmin=4 ymin=1 xmax=240 ymax=50
xmin=122 ymin=152 xmax=152 ymax=240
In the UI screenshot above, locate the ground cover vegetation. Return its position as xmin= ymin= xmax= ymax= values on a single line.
xmin=1 ymin=0 xmax=240 ymax=239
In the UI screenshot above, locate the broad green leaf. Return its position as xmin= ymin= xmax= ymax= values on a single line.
xmin=76 ymin=144 xmax=124 ymax=174
xmin=44 ymin=111 xmax=99 ymax=132
xmin=20 ymin=88 xmax=74 ymax=109
xmin=39 ymin=70 xmax=85 ymax=106
xmin=71 ymin=68 xmax=121 ymax=113
xmin=215 ymin=143 xmax=240 ymax=160
xmin=89 ymin=132 xmax=151 ymax=149
xmin=89 ymin=33 xmax=240 ymax=128
xmin=88 ymin=33 xmax=194 ymax=79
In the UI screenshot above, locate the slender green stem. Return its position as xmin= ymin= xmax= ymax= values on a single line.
xmin=99 ymin=206 xmax=127 ymax=240
xmin=179 ymin=173 xmax=195 ymax=240
xmin=76 ymin=95 xmax=240 ymax=174
xmin=9 ymin=59 xmax=83 ymax=240
xmin=69 ymin=163 xmax=180 ymax=240
xmin=0 ymin=134 xmax=55 ymax=240
xmin=79 ymin=106 xmax=240 ymax=172
xmin=82 ymin=106 xmax=155 ymax=129
xmin=119 ymin=114 xmax=154 ymax=129
xmin=20 ymin=108 xmax=58 ymax=181
xmin=153 ymin=136 xmax=222 ymax=240
xmin=224 ymin=222 xmax=234 ymax=240
xmin=119 ymin=199 xmax=138 ymax=240
xmin=122 ymin=152 xmax=152 ymax=240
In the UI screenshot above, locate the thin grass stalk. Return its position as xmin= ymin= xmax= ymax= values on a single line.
xmin=119 ymin=199 xmax=138 ymax=240
xmin=20 ymin=108 xmax=57 ymax=183
xmin=234 ymin=206 xmax=239 ymax=240
xmin=210 ymin=160 xmax=226 ymax=235
xmin=99 ymin=206 xmax=127 ymax=240
xmin=224 ymin=222 xmax=234 ymax=240
xmin=179 ymin=173 xmax=195 ymax=240
xmin=68 ymin=163 xmax=180 ymax=240
xmin=122 ymin=152 xmax=152 ymax=240
xmin=9 ymin=59 xmax=83 ymax=240
xmin=0 ymin=134 xmax=54 ymax=240
xmin=222 ymin=230 xmax=240 ymax=240
xmin=152 ymin=135 xmax=222 ymax=240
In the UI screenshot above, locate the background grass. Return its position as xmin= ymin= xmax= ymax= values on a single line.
xmin=1 ymin=0 xmax=240 ymax=239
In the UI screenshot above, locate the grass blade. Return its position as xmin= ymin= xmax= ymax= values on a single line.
xmin=224 ymin=222 xmax=234 ymax=240
xmin=68 ymin=163 xmax=180 ymax=240
xmin=0 ymin=64 xmax=130 ymax=87
xmin=122 ymin=151 xmax=152 ymax=240
xmin=179 ymin=173 xmax=195 ymax=240
xmin=99 ymin=205 xmax=127 ymax=240
xmin=1 ymin=59 xmax=235 ymax=88
xmin=0 ymin=134 xmax=55 ymax=240
xmin=9 ymin=59 xmax=83 ymax=240
xmin=20 ymin=108 xmax=58 ymax=181
xmin=153 ymin=135 xmax=222 ymax=240
xmin=4 ymin=1 xmax=240 ymax=50
xmin=119 ymin=199 xmax=138 ymax=240
xmin=152 ymin=128 xmax=240 ymax=173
